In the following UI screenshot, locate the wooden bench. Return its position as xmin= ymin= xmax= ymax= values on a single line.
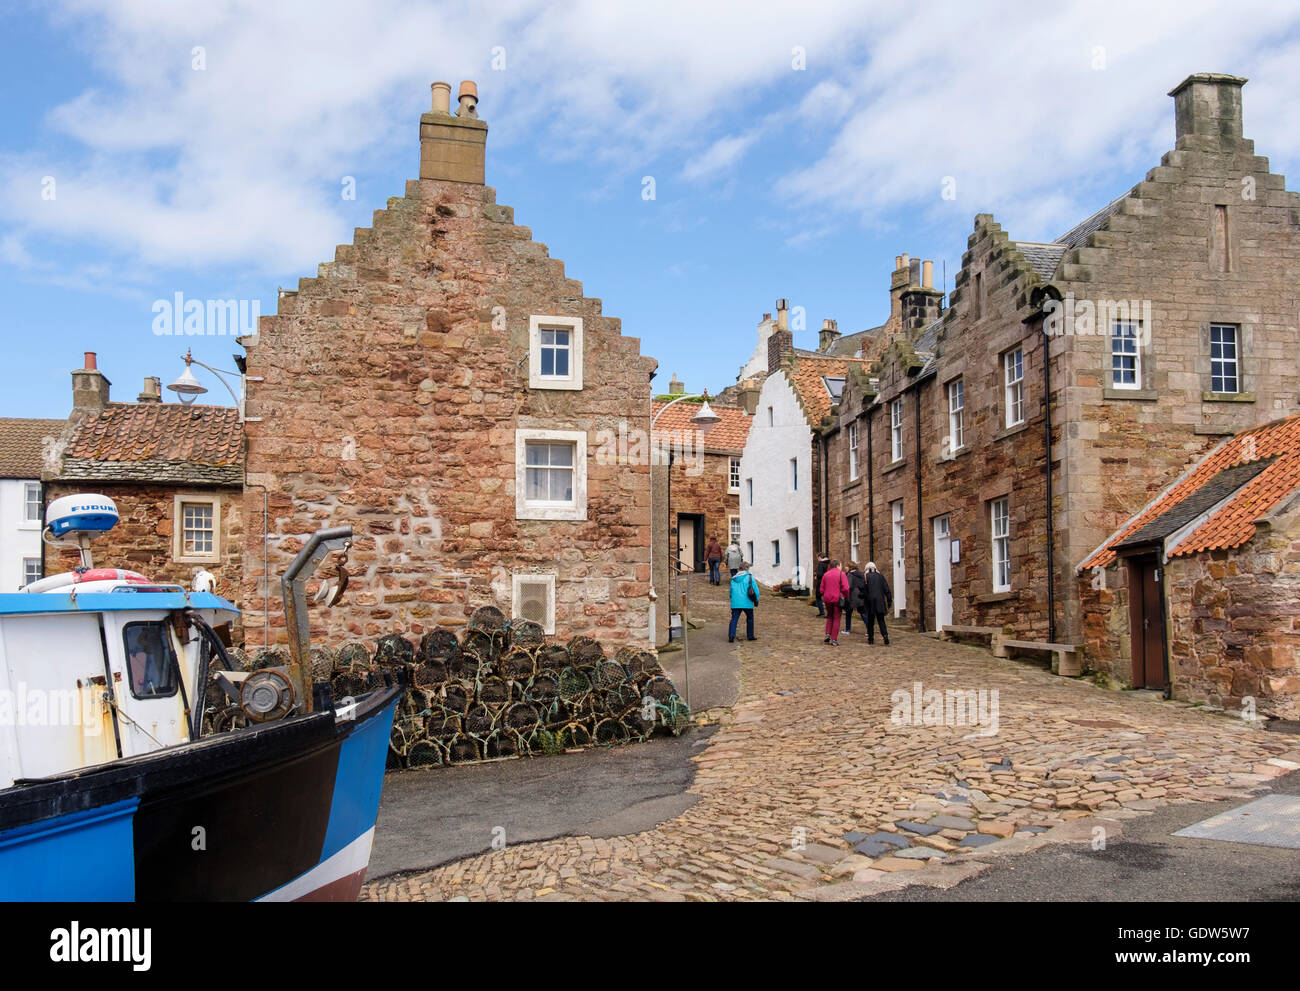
xmin=992 ymin=636 xmax=1081 ymax=677
xmin=940 ymin=625 xmax=998 ymax=645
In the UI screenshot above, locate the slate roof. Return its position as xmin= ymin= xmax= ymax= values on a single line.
xmin=821 ymin=325 xmax=885 ymax=358
xmin=1080 ymin=415 xmax=1300 ymax=570
xmin=1056 ymin=194 xmax=1126 ymax=249
xmin=0 ymin=418 xmax=68 ymax=479
xmin=55 ymin=403 xmax=244 ymax=486
xmin=652 ymin=400 xmax=751 ymax=453
xmin=1014 ymin=242 xmax=1068 ymax=280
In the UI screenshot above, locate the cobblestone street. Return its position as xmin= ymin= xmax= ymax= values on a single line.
xmin=362 ymin=582 xmax=1299 ymax=902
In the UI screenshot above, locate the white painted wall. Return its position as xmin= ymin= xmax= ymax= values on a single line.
xmin=737 ymin=315 xmax=776 ymax=383
xmin=738 ymin=372 xmax=814 ymax=588
xmin=0 ymin=479 xmax=43 ymax=591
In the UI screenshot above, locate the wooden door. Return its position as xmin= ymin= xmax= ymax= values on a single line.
xmin=1127 ymin=556 xmax=1166 ymax=689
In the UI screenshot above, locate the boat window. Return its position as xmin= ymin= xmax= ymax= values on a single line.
xmin=123 ymin=622 xmax=180 ymax=700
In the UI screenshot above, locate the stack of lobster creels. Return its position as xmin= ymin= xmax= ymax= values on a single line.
xmin=226 ymin=606 xmax=690 ymax=770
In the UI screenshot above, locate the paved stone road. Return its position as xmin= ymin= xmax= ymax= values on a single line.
xmin=361 ymin=583 xmax=1298 ymax=902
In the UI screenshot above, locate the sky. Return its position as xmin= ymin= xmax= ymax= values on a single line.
xmin=2 ymin=0 xmax=1298 ymax=417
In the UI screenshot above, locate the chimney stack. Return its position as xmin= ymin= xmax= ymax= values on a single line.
xmin=776 ymin=298 xmax=789 ymax=333
xmin=71 ymin=352 xmax=111 ymax=413
xmin=137 ymin=376 xmax=162 ymax=403
xmin=737 ymin=377 xmax=761 ymax=416
xmin=900 ymin=258 xmax=945 ymax=336
xmin=1169 ymin=73 xmax=1247 ymax=149
xmin=668 ymin=373 xmax=685 ymax=395
xmin=819 ymin=318 xmax=841 ymax=352
xmin=420 ymin=79 xmax=488 ymax=184
xmin=768 ymin=299 xmax=793 ymax=373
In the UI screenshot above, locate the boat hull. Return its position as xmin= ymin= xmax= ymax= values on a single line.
xmin=0 ymin=682 xmax=401 ymax=902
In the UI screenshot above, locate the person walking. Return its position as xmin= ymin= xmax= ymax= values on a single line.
xmin=844 ymin=562 xmax=867 ymax=633
xmin=728 ymin=562 xmax=759 ymax=643
xmin=724 ymin=539 xmax=744 ymax=578
xmin=863 ymin=561 xmax=892 ymax=645
xmin=705 ymin=535 xmax=723 ymax=586
xmin=819 ymin=559 xmax=849 ymax=646
xmin=813 ymin=554 xmax=830 ymax=616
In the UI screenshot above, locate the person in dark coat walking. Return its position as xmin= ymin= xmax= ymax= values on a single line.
xmin=863 ymin=561 xmax=892 ymax=644
xmin=813 ymin=555 xmax=830 ymax=616
xmin=843 ymin=562 xmax=867 ymax=633
xmin=705 ymin=536 xmax=723 ymax=585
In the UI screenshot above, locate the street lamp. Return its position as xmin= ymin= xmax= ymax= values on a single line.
xmin=167 ymin=348 xmax=243 ymax=410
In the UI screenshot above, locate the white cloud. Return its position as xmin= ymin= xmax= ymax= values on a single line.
xmin=682 ymin=132 xmax=760 ymax=182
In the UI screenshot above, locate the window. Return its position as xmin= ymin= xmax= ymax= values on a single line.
xmin=515 ymin=428 xmax=587 ymax=521
xmin=947 ymin=378 xmax=964 ymax=452
xmin=789 ymin=528 xmax=799 ymax=572
xmin=173 ymin=495 xmax=221 ymax=563
xmin=991 ymin=498 xmax=1011 ymax=593
xmin=512 ymin=574 xmax=556 ymax=634
xmin=729 ymin=457 xmax=741 ymax=492
xmin=123 ymin=621 xmax=179 ymax=699
xmin=746 ymin=540 xmax=754 ymax=565
xmin=772 ymin=540 xmax=780 ymax=566
xmin=972 ymin=272 xmax=983 ymax=320
xmin=1004 ymin=349 xmax=1024 ymax=427
xmin=23 ymin=483 xmax=40 ymax=523
xmin=729 ymin=515 xmax=741 ymax=545
xmin=890 ymin=399 xmax=903 ymax=461
xmin=767 ymin=406 xmax=774 ymax=427
xmin=1109 ymin=321 xmax=1140 ymax=390
xmin=848 ymin=515 xmax=859 ymax=564
xmin=528 ymin=315 xmax=583 ymax=390
xmin=22 ymin=558 xmax=41 ymax=587
xmin=848 ymin=423 xmax=859 ymax=480
xmin=1210 ymin=324 xmax=1239 ymax=394
xmin=747 ymin=478 xmax=753 ymax=506
xmin=791 ymin=458 xmax=798 ymax=491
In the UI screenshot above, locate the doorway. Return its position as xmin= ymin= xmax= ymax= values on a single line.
xmin=1126 ymin=555 xmax=1166 ymax=689
xmin=677 ymin=514 xmax=704 ymax=574
xmin=891 ymin=501 xmax=906 ymax=617
xmin=933 ymin=515 xmax=952 ymax=631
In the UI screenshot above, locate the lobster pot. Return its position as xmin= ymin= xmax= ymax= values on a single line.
xmin=308 ymin=645 xmax=338 ymax=683
xmin=535 ymin=644 xmax=569 ymax=673
xmin=459 ymin=638 xmax=494 ymax=678
xmin=612 ymin=645 xmax=640 ymax=668
xmin=337 ymin=641 xmax=373 ymax=670
xmin=643 ymin=675 xmax=676 ymax=703
xmin=446 ymin=734 xmax=481 ymax=764
xmin=426 ymin=706 xmax=462 ymax=739
xmin=563 ymin=723 xmax=593 ymax=748
xmin=620 ymin=707 xmax=656 ymax=742
xmin=656 ymin=695 xmax=692 ymax=735
xmin=330 ymin=670 xmax=367 ymax=701
xmin=227 ymin=647 xmax=249 ymax=672
xmin=567 ymin=636 xmax=605 ymax=667
xmin=468 ymin=605 xmax=508 ymax=636
xmin=441 ymin=681 xmax=472 ymax=715
xmin=464 ymin=703 xmax=497 ymax=737
xmin=388 ymin=723 xmax=411 ymax=769
xmin=407 ymin=739 xmax=446 ymax=769
xmin=622 ymin=650 xmax=661 ymax=680
xmin=593 ymin=718 xmax=629 ymax=746
xmin=252 ymin=646 xmax=290 ymax=671
xmin=362 ymin=667 xmax=390 ymax=693
xmin=403 ymin=687 xmax=433 ymax=716
xmin=505 ymin=618 xmax=546 ymax=651
xmin=499 ymin=647 xmax=536 ymax=682
xmin=414 ymin=658 xmax=448 ymax=688
xmin=525 ymin=672 xmax=560 ymax=708
xmin=599 ymin=682 xmax=640 ymax=716
xmin=592 ymin=660 xmax=630 ymax=689
xmin=418 ymin=629 xmax=461 ymax=666
xmin=477 ymin=675 xmax=512 ymax=708
xmin=504 ymin=701 xmax=541 ymax=734
xmin=483 ymin=731 xmax=521 ymax=761
xmin=374 ymin=633 xmax=415 ymax=668
xmin=557 ymin=666 xmax=592 ymax=704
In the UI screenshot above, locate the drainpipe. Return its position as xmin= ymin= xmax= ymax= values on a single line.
xmin=913 ymin=385 xmax=926 ymax=632
xmin=866 ymin=406 xmax=875 ymax=564
xmin=1042 ymin=319 xmax=1057 ymax=643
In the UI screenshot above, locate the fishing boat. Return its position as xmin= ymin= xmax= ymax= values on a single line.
xmin=0 ymin=495 xmax=402 ymax=901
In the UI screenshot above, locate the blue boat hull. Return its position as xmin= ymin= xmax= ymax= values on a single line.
xmin=0 ymin=683 xmax=400 ymax=902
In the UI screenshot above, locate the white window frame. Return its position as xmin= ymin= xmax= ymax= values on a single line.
xmin=1004 ymin=349 xmax=1024 ymax=427
xmin=22 ymin=557 xmax=42 ymax=587
xmin=173 ymin=494 xmax=221 ymax=564
xmin=991 ymin=498 xmax=1011 ymax=593
xmin=1109 ymin=321 xmax=1140 ymax=391
xmin=728 ymin=457 xmax=741 ymax=493
xmin=848 ymin=514 xmax=859 ymax=564
xmin=528 ymin=315 xmax=583 ymax=390
xmin=515 ymin=428 xmax=588 ymax=521
xmin=729 ymin=515 xmax=741 ymax=545
xmin=947 ymin=378 xmax=964 ymax=452
xmin=511 ymin=573 xmax=556 ymax=634
xmin=1209 ymin=323 xmax=1239 ymax=394
xmin=848 ymin=423 xmax=859 ymax=480
xmin=890 ymin=398 xmax=903 ymax=462
xmin=23 ymin=483 xmax=41 ymax=523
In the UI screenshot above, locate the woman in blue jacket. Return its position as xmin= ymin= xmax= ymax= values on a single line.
xmin=728 ymin=562 xmax=760 ymax=643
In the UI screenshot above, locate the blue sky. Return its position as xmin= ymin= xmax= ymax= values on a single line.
xmin=2 ymin=0 xmax=1298 ymax=417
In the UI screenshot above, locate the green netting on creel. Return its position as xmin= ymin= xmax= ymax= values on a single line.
xmin=593 ymin=718 xmax=629 ymax=746
xmin=464 ymin=703 xmax=497 ymax=736
xmin=441 ymin=681 xmax=472 ymax=714
xmin=418 ymin=629 xmax=461 ymax=664
xmin=566 ymin=636 xmax=605 ymax=666
xmin=591 ymin=660 xmax=630 ymax=688
xmin=557 ymin=666 xmax=592 ymax=702
xmin=503 ymin=701 xmax=541 ymax=733
xmin=407 ymin=739 xmax=446 ymax=768
xmin=336 ymin=642 xmax=372 ymax=670
xmin=446 ymin=734 xmax=481 ymax=763
xmin=498 ymin=647 xmax=536 ymax=681
xmin=483 ymin=730 xmax=522 ymax=760
xmin=374 ymin=633 xmax=414 ymax=668
xmin=505 ymin=618 xmax=546 ymax=651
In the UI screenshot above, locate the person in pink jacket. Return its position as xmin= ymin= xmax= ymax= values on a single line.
xmin=819 ymin=559 xmax=850 ymax=646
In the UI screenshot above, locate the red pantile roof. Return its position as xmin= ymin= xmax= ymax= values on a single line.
xmin=0 ymin=418 xmax=68 ymax=479
xmin=57 ymin=402 xmax=243 ymax=486
xmin=1080 ymin=415 xmax=1300 ymax=570
xmin=787 ymin=354 xmax=870 ymax=426
xmin=652 ymin=400 xmax=751 ymax=453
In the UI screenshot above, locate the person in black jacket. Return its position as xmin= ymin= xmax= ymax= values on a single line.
xmin=813 ymin=555 xmax=830 ymax=616
xmin=863 ymin=562 xmax=892 ymax=645
xmin=843 ymin=562 xmax=867 ymax=633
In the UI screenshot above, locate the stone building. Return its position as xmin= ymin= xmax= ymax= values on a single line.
xmin=240 ymin=81 xmax=658 ymax=648
xmin=1079 ymin=415 xmax=1299 ymax=718
xmin=42 ymin=353 xmax=244 ymax=609
xmin=819 ymin=74 xmax=1300 ymax=682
